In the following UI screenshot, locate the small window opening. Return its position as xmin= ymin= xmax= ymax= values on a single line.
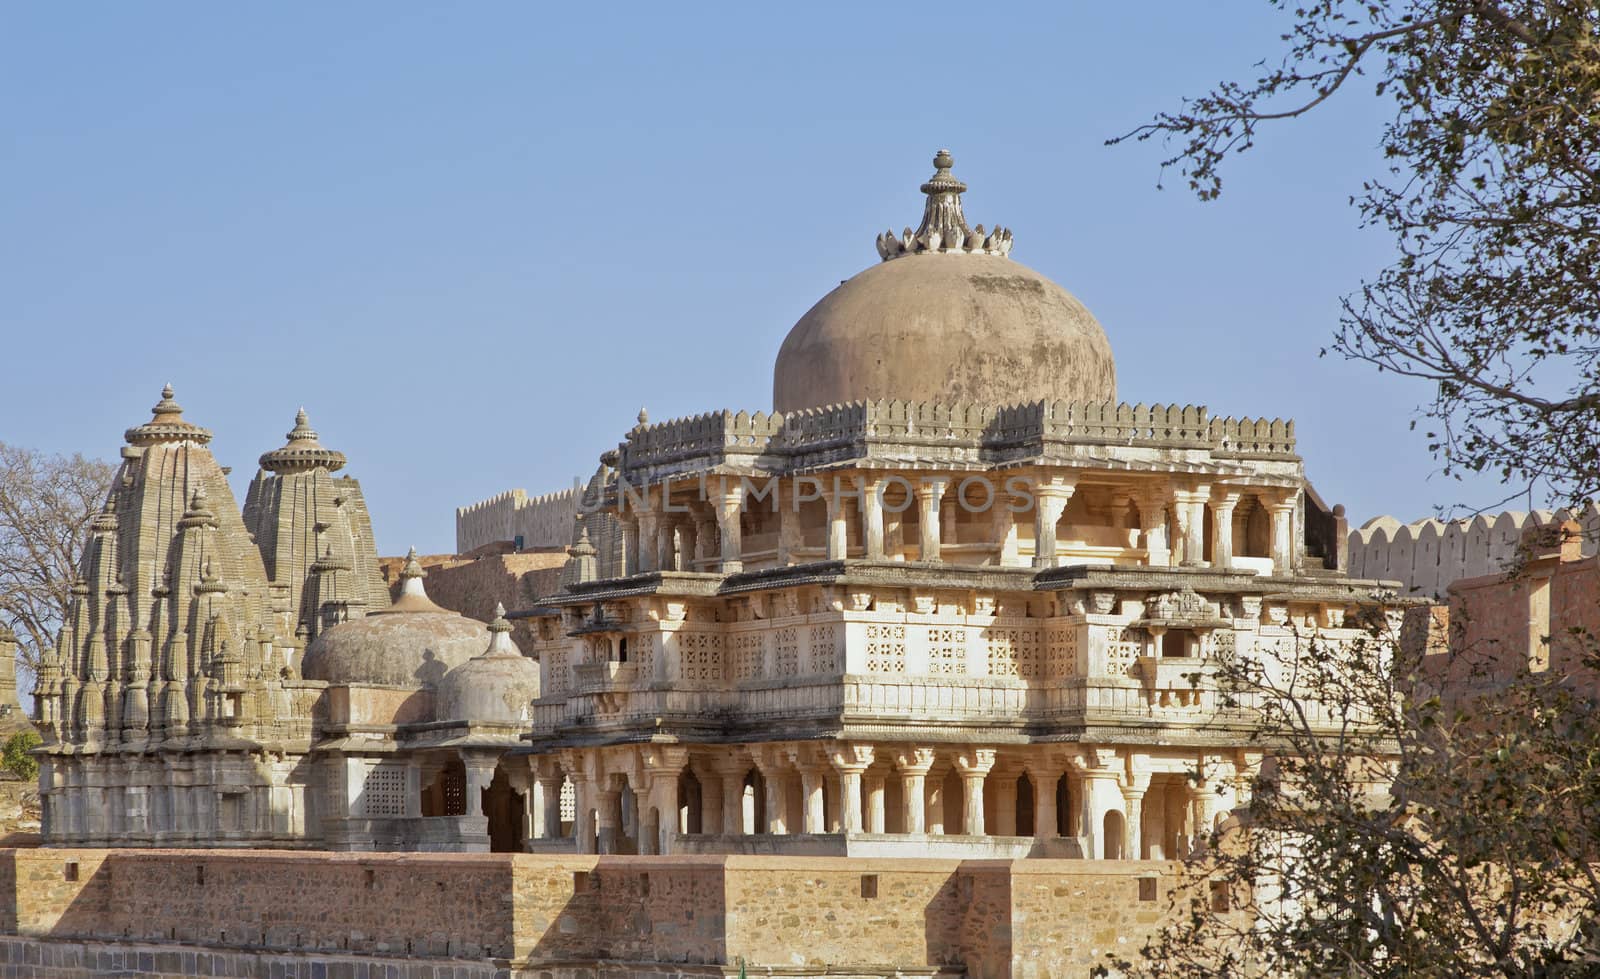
xmin=1162 ymin=631 xmax=1189 ymax=658
xmin=1210 ymin=880 xmax=1230 ymax=912
xmin=861 ymin=874 xmax=879 ymax=899
xmin=63 ymin=861 xmax=79 ymax=882
xmin=1138 ymin=877 xmax=1157 ymax=902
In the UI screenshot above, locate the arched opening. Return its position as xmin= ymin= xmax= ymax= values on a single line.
xmin=743 ymin=769 xmax=765 ymax=834
xmin=1104 ymin=810 xmax=1126 ymax=860
xmin=1015 ymin=773 xmax=1035 ymax=837
xmin=421 ymin=756 xmax=466 ymax=817
xmin=1244 ymin=499 xmax=1271 ymax=558
xmin=677 ymin=771 xmax=702 ymax=834
xmin=1055 ymin=775 xmax=1071 ymax=837
xmin=483 ymin=767 xmax=525 ymax=853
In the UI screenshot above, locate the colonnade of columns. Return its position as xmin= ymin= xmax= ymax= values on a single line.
xmin=611 ymin=475 xmax=1300 ymax=577
xmin=524 ymin=742 xmax=1254 ymax=859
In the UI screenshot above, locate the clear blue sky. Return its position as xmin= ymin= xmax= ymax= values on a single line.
xmin=1 ymin=3 xmax=1516 ymax=556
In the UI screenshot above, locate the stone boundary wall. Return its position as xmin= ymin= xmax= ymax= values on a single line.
xmin=456 ymin=487 xmax=581 ymax=555
xmin=1347 ymin=505 xmax=1600 ymax=600
xmin=0 ymin=849 xmax=1182 ymax=978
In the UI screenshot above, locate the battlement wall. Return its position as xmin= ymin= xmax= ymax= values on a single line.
xmin=0 ymin=848 xmax=1182 ymax=977
xmin=456 ymin=486 xmax=581 ymax=555
xmin=1348 ymin=505 xmax=1600 ymax=600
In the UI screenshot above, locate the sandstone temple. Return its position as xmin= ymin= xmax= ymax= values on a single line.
xmin=15 ymin=151 xmax=1411 ymax=977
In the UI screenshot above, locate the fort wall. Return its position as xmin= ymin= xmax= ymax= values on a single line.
xmin=1346 ymin=505 xmax=1600 ymax=599
xmin=456 ymin=487 xmax=581 ymax=556
xmin=0 ymin=849 xmax=1180 ymax=977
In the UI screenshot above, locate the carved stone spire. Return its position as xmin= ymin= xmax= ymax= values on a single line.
xmin=258 ymin=407 xmax=347 ymax=474
xmin=875 ymin=150 xmax=1013 ymax=261
xmin=481 ymin=602 xmax=519 ymax=659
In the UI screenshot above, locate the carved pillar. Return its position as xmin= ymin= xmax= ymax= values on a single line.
xmin=1171 ymin=488 xmax=1207 ymax=568
xmin=925 ymin=767 xmax=947 ymax=835
xmin=895 ymin=748 xmax=936 ymax=835
xmin=829 ymin=744 xmax=874 ymax=833
xmin=655 ymin=513 xmax=676 ymax=573
xmin=461 ymin=753 xmax=497 ymax=820
xmin=1122 ymin=787 xmax=1146 ymax=860
xmin=635 ymin=508 xmax=660 ymax=574
xmin=1138 ymin=495 xmax=1170 ymax=567
xmin=994 ymin=772 xmax=1018 ymax=836
xmin=800 ymin=768 xmax=826 ymax=834
xmin=716 ymin=478 xmax=744 ymax=574
xmin=777 ymin=480 xmax=802 ymax=566
xmin=954 ymin=748 xmax=995 ymax=836
xmin=1033 ymin=480 xmax=1074 ymax=569
xmin=1026 ymin=758 xmax=1061 ymax=841
xmin=1182 ymin=487 xmax=1210 ymax=566
xmin=694 ymin=509 xmax=718 ymax=570
xmin=569 ymin=770 xmax=597 ymax=853
xmin=858 ymin=476 xmax=885 ymax=560
xmin=1210 ymin=488 xmax=1241 ymax=570
xmin=642 ymin=746 xmax=687 ymax=855
xmin=916 ymin=479 xmax=947 ymax=562
xmin=596 ymin=778 xmax=624 ymax=855
xmin=753 ymin=749 xmax=788 ymax=835
xmin=865 ymin=771 xmax=886 ymax=833
xmin=619 ymin=515 xmax=640 ymax=577
xmin=709 ymin=756 xmax=748 ymax=836
xmin=1268 ymin=496 xmax=1297 ymax=574
xmin=826 ymin=489 xmax=849 ymax=561
xmin=679 ymin=520 xmax=699 ymax=573
xmin=536 ymin=775 xmax=563 ymax=839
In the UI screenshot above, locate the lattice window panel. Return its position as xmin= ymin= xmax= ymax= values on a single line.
xmin=1046 ymin=627 xmax=1080 ymax=679
xmin=545 ymin=645 xmax=571 ymax=697
xmin=559 ymin=779 xmax=576 ymax=823
xmin=986 ymin=626 xmax=1042 ymax=678
xmin=440 ymin=767 xmax=467 ymax=817
xmin=925 ymin=626 xmax=967 ymax=675
xmin=774 ymin=627 xmax=800 ymax=676
xmin=808 ymin=624 xmax=838 ymax=674
xmin=631 ymin=633 xmax=656 ymax=678
xmin=730 ymin=631 xmax=765 ymax=681
xmin=865 ymin=623 xmax=907 ymax=673
xmin=679 ymin=632 xmax=724 ymax=683
xmin=1213 ymin=629 xmax=1237 ymax=666
xmin=363 ymin=766 xmax=407 ymax=818
xmin=1104 ymin=626 xmax=1144 ymax=677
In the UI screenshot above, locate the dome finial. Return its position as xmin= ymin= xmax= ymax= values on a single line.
xmin=126 ymin=382 xmax=213 ymax=446
xmin=400 ymin=547 xmax=424 ymax=579
xmin=259 ymin=406 xmax=346 ymax=474
xmin=874 ymin=149 xmax=1013 ymax=262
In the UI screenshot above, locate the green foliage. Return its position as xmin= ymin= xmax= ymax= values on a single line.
xmin=1114 ymin=1 xmax=1600 ymax=510
xmin=1 ymin=730 xmax=39 ymax=781
xmin=1100 ymin=604 xmax=1600 ymax=978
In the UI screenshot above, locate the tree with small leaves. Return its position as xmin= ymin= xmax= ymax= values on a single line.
xmin=0 ymin=442 xmax=114 ymax=696
xmin=1112 ymin=1 xmax=1600 ymax=511
xmin=1101 ymin=599 xmax=1600 ymax=977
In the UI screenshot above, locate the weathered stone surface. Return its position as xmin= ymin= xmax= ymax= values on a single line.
xmin=0 ymin=849 xmax=1177 ymax=977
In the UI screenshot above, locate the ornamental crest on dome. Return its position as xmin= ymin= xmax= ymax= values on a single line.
xmin=874 ymin=150 xmax=1014 ymax=261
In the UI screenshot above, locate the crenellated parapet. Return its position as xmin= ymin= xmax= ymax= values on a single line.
xmin=611 ymin=398 xmax=1298 ymax=484
xmin=455 ymin=485 xmax=583 ymax=555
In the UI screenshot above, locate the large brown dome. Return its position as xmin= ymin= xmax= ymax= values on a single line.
xmin=772 ymin=150 xmax=1116 ymax=413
